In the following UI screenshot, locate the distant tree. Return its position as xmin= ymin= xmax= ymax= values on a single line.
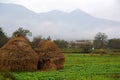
xmin=94 ymin=32 xmax=108 ymax=49
xmin=12 ymin=27 xmax=32 ymax=45
xmin=31 ymin=35 xmax=43 ymax=48
xmin=80 ymin=43 xmax=93 ymax=53
xmin=69 ymin=41 xmax=76 ymax=48
xmin=47 ymin=36 xmax=51 ymax=41
xmin=12 ymin=27 xmax=31 ymax=38
xmin=53 ymin=39 xmax=68 ymax=48
xmin=108 ymin=38 xmax=120 ymax=49
xmin=0 ymin=27 xmax=9 ymax=47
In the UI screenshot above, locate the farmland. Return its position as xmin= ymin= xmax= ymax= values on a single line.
xmin=0 ymin=53 xmax=120 ymax=80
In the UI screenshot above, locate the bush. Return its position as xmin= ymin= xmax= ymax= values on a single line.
xmin=80 ymin=44 xmax=93 ymax=53
xmin=0 ymin=72 xmax=15 ymax=80
xmin=92 ymin=49 xmax=107 ymax=54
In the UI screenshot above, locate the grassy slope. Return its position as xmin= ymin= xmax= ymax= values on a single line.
xmin=1 ymin=54 xmax=120 ymax=80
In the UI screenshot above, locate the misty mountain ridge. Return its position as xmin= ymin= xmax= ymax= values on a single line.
xmin=0 ymin=3 xmax=120 ymax=40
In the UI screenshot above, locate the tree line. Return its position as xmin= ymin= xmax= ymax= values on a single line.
xmin=0 ymin=27 xmax=120 ymax=50
xmin=0 ymin=27 xmax=68 ymax=49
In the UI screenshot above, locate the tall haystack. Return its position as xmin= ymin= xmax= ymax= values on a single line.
xmin=0 ymin=36 xmax=39 ymax=71
xmin=36 ymin=40 xmax=65 ymax=71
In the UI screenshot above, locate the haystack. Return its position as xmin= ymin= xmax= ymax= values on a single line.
xmin=53 ymin=53 xmax=65 ymax=69
xmin=0 ymin=36 xmax=39 ymax=71
xmin=36 ymin=40 xmax=65 ymax=71
xmin=40 ymin=59 xmax=57 ymax=71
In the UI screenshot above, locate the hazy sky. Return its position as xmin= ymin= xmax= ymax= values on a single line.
xmin=0 ymin=0 xmax=120 ymax=39
xmin=0 ymin=0 xmax=120 ymax=21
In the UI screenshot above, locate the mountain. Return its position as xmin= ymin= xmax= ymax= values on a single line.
xmin=0 ymin=3 xmax=120 ymax=40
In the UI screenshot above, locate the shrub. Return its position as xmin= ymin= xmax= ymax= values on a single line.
xmin=0 ymin=72 xmax=15 ymax=80
xmin=92 ymin=49 xmax=107 ymax=54
xmin=80 ymin=44 xmax=93 ymax=53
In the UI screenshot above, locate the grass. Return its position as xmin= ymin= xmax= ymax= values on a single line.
xmin=0 ymin=53 xmax=120 ymax=80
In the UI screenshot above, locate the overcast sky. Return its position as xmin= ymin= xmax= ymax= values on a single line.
xmin=0 ymin=0 xmax=120 ymax=21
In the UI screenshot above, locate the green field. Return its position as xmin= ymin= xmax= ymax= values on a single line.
xmin=0 ymin=53 xmax=120 ymax=80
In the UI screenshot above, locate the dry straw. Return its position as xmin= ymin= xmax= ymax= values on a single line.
xmin=0 ymin=36 xmax=39 ymax=71
xmin=36 ymin=40 xmax=65 ymax=71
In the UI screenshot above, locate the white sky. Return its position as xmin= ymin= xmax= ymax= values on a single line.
xmin=0 ymin=0 xmax=120 ymax=21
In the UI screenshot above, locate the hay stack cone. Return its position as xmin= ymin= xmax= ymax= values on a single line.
xmin=36 ymin=40 xmax=65 ymax=71
xmin=53 ymin=53 xmax=65 ymax=69
xmin=0 ymin=36 xmax=39 ymax=71
xmin=40 ymin=59 xmax=57 ymax=71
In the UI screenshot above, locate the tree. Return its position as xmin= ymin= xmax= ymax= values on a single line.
xmin=31 ymin=35 xmax=43 ymax=48
xmin=93 ymin=32 xmax=108 ymax=49
xmin=12 ymin=27 xmax=31 ymax=38
xmin=47 ymin=36 xmax=51 ymax=41
xmin=108 ymin=38 xmax=120 ymax=49
xmin=0 ymin=27 xmax=8 ymax=47
xmin=80 ymin=43 xmax=93 ymax=53
xmin=69 ymin=41 xmax=76 ymax=48
xmin=53 ymin=39 xmax=68 ymax=48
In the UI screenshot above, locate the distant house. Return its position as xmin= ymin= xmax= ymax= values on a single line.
xmin=69 ymin=40 xmax=93 ymax=48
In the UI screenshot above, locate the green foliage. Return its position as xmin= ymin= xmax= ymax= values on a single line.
xmin=31 ymin=35 xmax=43 ymax=48
xmin=0 ymin=27 xmax=8 ymax=47
xmin=60 ymin=47 xmax=93 ymax=53
xmin=108 ymin=39 xmax=120 ymax=49
xmin=47 ymin=36 xmax=51 ymax=40
xmin=12 ymin=27 xmax=31 ymax=38
xmin=110 ymin=49 xmax=120 ymax=52
xmin=80 ymin=44 xmax=93 ymax=53
xmin=92 ymin=49 xmax=108 ymax=54
xmin=5 ymin=54 xmax=120 ymax=80
xmin=53 ymin=39 xmax=68 ymax=48
xmin=94 ymin=32 xmax=108 ymax=49
xmin=60 ymin=48 xmax=83 ymax=53
xmin=0 ymin=72 xmax=15 ymax=80
xmin=12 ymin=27 xmax=32 ymax=45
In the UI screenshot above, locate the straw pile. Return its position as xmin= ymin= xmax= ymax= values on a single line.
xmin=53 ymin=53 xmax=65 ymax=69
xmin=36 ymin=40 xmax=65 ymax=71
xmin=0 ymin=36 xmax=39 ymax=71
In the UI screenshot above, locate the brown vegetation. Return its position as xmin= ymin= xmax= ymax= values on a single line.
xmin=40 ymin=59 xmax=57 ymax=71
xmin=0 ymin=36 xmax=39 ymax=71
xmin=36 ymin=40 xmax=65 ymax=71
